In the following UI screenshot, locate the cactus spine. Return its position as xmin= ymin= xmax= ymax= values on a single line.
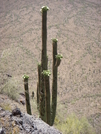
xmin=23 ymin=75 xmax=32 ymax=115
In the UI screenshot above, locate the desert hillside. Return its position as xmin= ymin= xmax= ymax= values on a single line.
xmin=0 ymin=0 xmax=101 ymax=133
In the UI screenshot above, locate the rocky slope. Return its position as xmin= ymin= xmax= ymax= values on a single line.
xmin=0 ymin=107 xmax=62 ymax=134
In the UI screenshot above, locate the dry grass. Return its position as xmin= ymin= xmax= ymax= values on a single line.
xmin=0 ymin=103 xmax=12 ymax=111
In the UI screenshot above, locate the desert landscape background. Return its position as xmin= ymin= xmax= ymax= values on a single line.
xmin=0 ymin=0 xmax=101 ymax=133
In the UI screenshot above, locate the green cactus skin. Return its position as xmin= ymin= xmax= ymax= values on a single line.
xmin=42 ymin=70 xmax=51 ymax=125
xmin=41 ymin=7 xmax=48 ymax=70
xmin=37 ymin=64 xmax=41 ymax=112
xmin=51 ymin=39 xmax=58 ymax=126
xmin=23 ymin=75 xmax=32 ymax=115
xmin=51 ymin=40 xmax=63 ymax=125
xmin=37 ymin=82 xmax=39 ymax=110
xmin=40 ymin=6 xmax=49 ymax=121
xmin=55 ymin=54 xmax=63 ymax=67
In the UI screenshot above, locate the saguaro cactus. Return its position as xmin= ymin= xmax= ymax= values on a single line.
xmin=37 ymin=6 xmax=63 ymax=125
xmin=23 ymin=75 xmax=32 ymax=115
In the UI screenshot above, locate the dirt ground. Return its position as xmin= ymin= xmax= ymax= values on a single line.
xmin=0 ymin=0 xmax=101 ymax=133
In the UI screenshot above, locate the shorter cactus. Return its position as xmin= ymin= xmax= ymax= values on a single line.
xmin=23 ymin=74 xmax=32 ymax=115
xmin=42 ymin=70 xmax=51 ymax=125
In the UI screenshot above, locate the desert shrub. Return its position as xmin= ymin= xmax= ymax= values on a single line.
xmin=54 ymin=113 xmax=95 ymax=134
xmin=0 ymin=103 xmax=11 ymax=111
xmin=0 ymin=78 xmax=20 ymax=101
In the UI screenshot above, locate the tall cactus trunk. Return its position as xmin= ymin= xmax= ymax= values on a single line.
xmin=23 ymin=75 xmax=32 ymax=115
xmin=41 ymin=8 xmax=48 ymax=70
xmin=51 ymin=39 xmax=58 ymax=126
xmin=40 ymin=8 xmax=48 ymax=121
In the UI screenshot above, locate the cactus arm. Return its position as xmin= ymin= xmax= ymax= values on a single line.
xmin=42 ymin=70 xmax=51 ymax=125
xmin=23 ymin=75 xmax=32 ymax=115
xmin=51 ymin=39 xmax=63 ymax=125
xmin=51 ymin=39 xmax=58 ymax=125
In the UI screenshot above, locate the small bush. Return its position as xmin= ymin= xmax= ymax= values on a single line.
xmin=0 ymin=103 xmax=11 ymax=111
xmin=0 ymin=78 xmax=20 ymax=101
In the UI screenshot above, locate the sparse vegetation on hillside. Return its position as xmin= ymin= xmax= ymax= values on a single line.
xmin=54 ymin=113 xmax=95 ymax=134
xmin=0 ymin=78 xmax=20 ymax=101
